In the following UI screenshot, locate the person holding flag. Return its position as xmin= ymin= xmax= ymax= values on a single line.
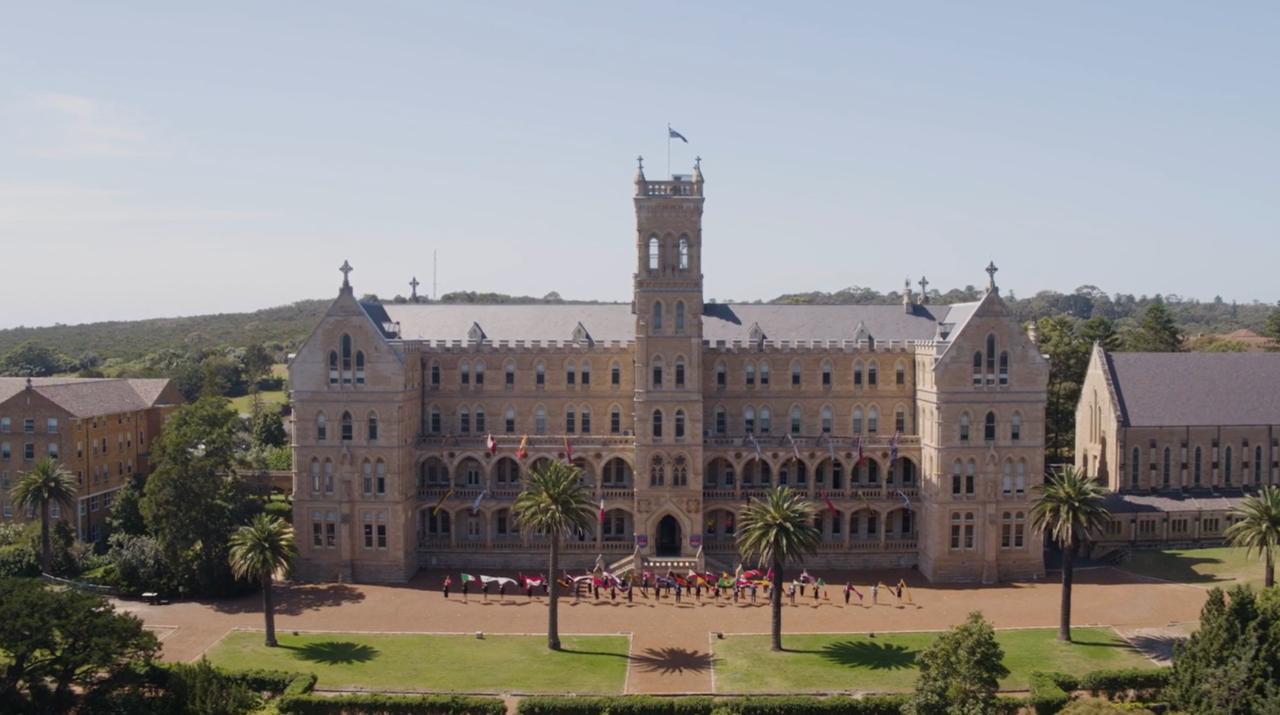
xmin=460 ymin=573 xmax=474 ymax=602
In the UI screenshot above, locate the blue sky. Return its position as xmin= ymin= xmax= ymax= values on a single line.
xmin=2 ymin=2 xmax=1277 ymax=328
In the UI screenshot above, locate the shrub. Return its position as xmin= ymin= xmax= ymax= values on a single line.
xmin=107 ymin=532 xmax=173 ymax=595
xmin=278 ymin=693 xmax=505 ymax=715
xmin=166 ymin=659 xmax=260 ymax=715
xmin=517 ymin=696 xmax=910 ymax=715
xmin=0 ymin=541 xmax=39 ymax=577
xmin=264 ymin=499 xmax=294 ymax=522
xmin=1077 ymin=669 xmax=1169 ymax=702
xmin=1029 ymin=672 xmax=1078 ymax=715
xmin=222 ymin=668 xmax=312 ymax=695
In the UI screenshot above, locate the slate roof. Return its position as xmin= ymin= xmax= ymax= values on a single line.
xmin=1102 ymin=489 xmax=1249 ymax=514
xmin=375 ymin=302 xmax=974 ymax=344
xmin=1105 ymin=352 xmax=1280 ymax=427
xmin=0 ymin=377 xmax=178 ymax=418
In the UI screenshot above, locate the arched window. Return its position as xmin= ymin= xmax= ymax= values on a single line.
xmin=959 ymin=413 xmax=971 ymax=442
xmin=579 ymin=405 xmax=591 ymax=433
xmin=565 ymin=359 xmax=576 ymax=386
xmin=673 ymin=455 xmax=689 ymax=485
xmin=652 ymin=409 xmax=663 ymax=439
xmin=984 ymin=412 xmax=996 ymax=442
xmin=853 ymin=360 xmax=864 ymax=387
xmin=650 ymin=455 xmax=666 ymax=486
xmin=678 ymin=235 xmax=689 ymax=269
xmin=1016 ymin=460 xmax=1027 ymax=495
xmin=505 ymin=360 xmax=516 ymax=386
xmin=429 ymin=406 xmax=441 ymax=433
xmin=1224 ymin=446 xmax=1233 ymax=485
xmin=745 ymin=362 xmax=756 ymax=386
xmin=760 ymin=406 xmax=773 ymax=434
xmin=714 ymin=406 xmax=727 ymax=434
xmin=744 ymin=406 xmax=756 ymax=433
xmin=675 ymin=301 xmax=686 ymax=332
xmin=367 ymin=412 xmax=379 ymax=441
xmin=972 ymin=351 xmax=983 ymax=386
xmin=674 ymin=409 xmax=686 ymax=439
xmin=310 ymin=459 xmax=321 ymax=492
xmin=610 ymin=405 xmax=622 ymax=434
xmin=1194 ymin=446 xmax=1203 ymax=485
xmin=1002 ymin=461 xmax=1013 ymax=496
xmin=355 ymin=351 xmax=365 ymax=384
xmin=675 ymin=357 xmax=686 ymax=387
xmin=341 ymin=334 xmax=353 ymax=373
xmin=535 ymin=361 xmax=546 ymax=386
xmin=965 ymin=460 xmax=976 ymax=495
xmin=504 ymin=406 xmax=516 ymax=434
xmin=895 ymin=362 xmax=906 ymax=386
xmin=324 ymin=459 xmax=334 ymax=493
xmin=580 ymin=360 xmax=591 ymax=386
xmin=985 ymin=334 xmax=997 ymax=375
xmin=361 ymin=460 xmax=373 ymax=495
xmin=790 ymin=406 xmax=802 ymax=434
xmin=430 ymin=360 xmax=441 ymax=386
xmin=894 ymin=407 xmax=906 ymax=433
xmin=852 ymin=407 xmax=864 ymax=434
xmin=652 ymin=301 xmax=663 ymax=331
xmin=474 ymin=360 xmax=485 ymax=385
xmin=821 ymin=405 xmax=833 ymax=433
xmin=867 ymin=405 xmax=879 ymax=434
xmin=791 ymin=360 xmax=802 ymax=387
xmin=652 ymin=357 xmax=664 ymax=388
xmin=534 ymin=405 xmax=547 ymax=434
xmin=564 ymin=407 xmax=575 ymax=433
xmin=459 ymin=407 xmax=470 ymax=434
xmin=759 ymin=361 xmax=772 ymax=386
xmin=611 ymin=360 xmax=621 ymax=386
xmin=340 ymin=412 xmax=353 ymax=441
xmin=867 ymin=361 xmax=878 ymax=386
xmin=1131 ymin=447 xmax=1141 ymax=488
xmin=998 ymin=352 xmax=1009 ymax=385
xmin=1163 ymin=447 xmax=1171 ymax=487
xmin=1011 ymin=413 xmax=1022 ymax=442
xmin=328 ymin=351 xmax=338 ymax=384
xmin=715 ymin=361 xmax=727 ymax=387
xmin=821 ymin=360 xmax=833 ymax=387
xmin=1256 ymin=445 xmax=1264 ymax=485
xmin=475 ymin=406 xmax=486 ymax=433
xmin=648 ymin=236 xmax=660 ymax=270
xmin=951 ymin=460 xmax=963 ymax=495
xmin=316 ymin=413 xmax=327 ymax=441
xmin=459 ymin=359 xmax=470 ymax=386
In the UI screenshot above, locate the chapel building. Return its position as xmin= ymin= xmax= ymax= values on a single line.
xmin=289 ymin=161 xmax=1049 ymax=583
xmin=1076 ymin=346 xmax=1280 ymax=547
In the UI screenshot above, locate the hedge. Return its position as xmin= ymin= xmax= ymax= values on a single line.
xmin=517 ymin=697 xmax=715 ymax=715
xmin=1029 ymin=672 xmax=1078 ymax=715
xmin=518 ymin=695 xmax=911 ymax=715
xmin=1076 ymin=668 xmax=1169 ymax=702
xmin=223 ymin=668 xmax=314 ymax=695
xmin=277 ymin=693 xmax=506 ymax=715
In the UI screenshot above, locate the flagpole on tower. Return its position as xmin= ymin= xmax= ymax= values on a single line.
xmin=666 ymin=123 xmax=671 ymax=179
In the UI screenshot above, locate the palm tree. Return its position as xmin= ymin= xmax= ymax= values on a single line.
xmin=228 ymin=513 xmax=297 ymax=647
xmin=1225 ymin=486 xmax=1280 ymax=588
xmin=1030 ymin=465 xmax=1111 ymax=642
xmin=736 ymin=486 xmax=820 ymax=651
xmin=513 ymin=460 xmax=595 ymax=651
xmin=12 ymin=458 xmax=78 ymax=573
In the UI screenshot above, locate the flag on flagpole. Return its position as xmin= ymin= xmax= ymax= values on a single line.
xmin=896 ymin=489 xmax=912 ymax=511
xmin=564 ymin=436 xmax=573 ymax=462
xmin=486 ymin=433 xmax=498 ymax=456
xmin=461 ymin=573 xmax=476 ymax=584
xmin=516 ymin=435 xmax=528 ymax=460
xmin=825 ymin=433 xmax=836 ymax=463
xmin=786 ymin=432 xmax=801 ymax=462
xmin=822 ymin=491 xmax=837 ymax=516
xmin=432 ymin=486 xmax=453 ymax=515
xmin=747 ymin=432 xmax=763 ymax=460
xmin=668 ymin=125 xmax=688 ymax=143
xmin=854 ymin=435 xmax=864 ymax=466
xmin=471 ymin=489 xmax=487 ymax=514
xmin=598 ymin=496 xmax=606 ymax=524
xmin=890 ymin=431 xmax=900 ymax=465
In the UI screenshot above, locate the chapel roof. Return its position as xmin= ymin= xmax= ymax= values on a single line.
xmin=1104 ymin=351 xmax=1280 ymax=427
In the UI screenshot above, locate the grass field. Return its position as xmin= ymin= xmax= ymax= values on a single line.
xmin=229 ymin=390 xmax=287 ymax=414
xmin=713 ymin=628 xmax=1153 ymax=693
xmin=206 ymin=631 xmax=630 ymax=693
xmin=1120 ymin=546 xmax=1266 ymax=588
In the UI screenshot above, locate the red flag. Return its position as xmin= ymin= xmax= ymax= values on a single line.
xmin=823 ymin=491 xmax=837 ymax=515
xmin=516 ymin=435 xmax=528 ymax=460
xmin=486 ymin=433 xmax=498 ymax=456
xmin=564 ymin=436 xmax=573 ymax=462
xmin=598 ymin=497 xmax=606 ymax=524
xmin=855 ymin=435 xmax=864 ymax=466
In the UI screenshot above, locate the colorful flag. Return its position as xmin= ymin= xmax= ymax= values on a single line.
xmin=460 ymin=573 xmax=476 ymax=584
xmin=854 ymin=435 xmax=864 ymax=466
xmin=747 ymin=432 xmax=763 ymax=460
xmin=668 ymin=125 xmax=688 ymax=143
xmin=431 ymin=486 xmax=453 ymax=515
xmin=486 ymin=433 xmax=498 ymax=456
xmin=822 ymin=491 xmax=837 ymax=516
xmin=516 ymin=435 xmax=528 ymax=460
xmin=564 ymin=436 xmax=573 ymax=462
xmin=786 ymin=432 xmax=801 ymax=462
xmin=890 ymin=431 xmax=900 ymax=465
xmin=470 ymin=489 xmax=487 ymax=514
xmin=598 ymin=496 xmax=606 ymax=524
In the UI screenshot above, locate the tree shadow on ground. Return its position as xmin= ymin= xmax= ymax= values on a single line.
xmin=282 ymin=640 xmax=381 ymax=665
xmin=209 ymin=583 xmax=366 ymax=615
xmin=629 ymin=647 xmax=716 ymax=675
xmin=1124 ymin=633 xmax=1185 ymax=664
xmin=1118 ymin=553 xmax=1233 ymax=584
xmin=786 ymin=640 xmax=918 ymax=670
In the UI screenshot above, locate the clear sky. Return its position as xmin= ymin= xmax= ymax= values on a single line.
xmin=2 ymin=2 xmax=1277 ymax=329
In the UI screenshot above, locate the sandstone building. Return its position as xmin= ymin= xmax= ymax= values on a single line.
xmin=0 ymin=377 xmax=183 ymax=542
xmin=290 ymin=161 xmax=1049 ymax=583
xmin=1076 ymin=347 xmax=1280 ymax=547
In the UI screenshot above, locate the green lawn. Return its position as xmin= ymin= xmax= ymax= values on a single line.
xmin=714 ymin=628 xmax=1153 ymax=693
xmin=229 ymin=389 xmax=287 ymax=415
xmin=206 ymin=631 xmax=630 ymax=694
xmin=1121 ymin=546 xmax=1267 ymax=588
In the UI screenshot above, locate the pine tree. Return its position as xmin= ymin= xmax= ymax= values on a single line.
xmin=1124 ymin=301 xmax=1183 ymax=352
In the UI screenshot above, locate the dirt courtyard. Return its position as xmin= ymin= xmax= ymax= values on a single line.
xmin=117 ymin=566 xmax=1206 ymax=694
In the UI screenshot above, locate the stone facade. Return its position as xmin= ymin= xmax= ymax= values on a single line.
xmin=1076 ymin=346 xmax=1280 ymax=548
xmin=290 ymin=162 xmax=1049 ymax=583
xmin=0 ymin=378 xmax=182 ymax=542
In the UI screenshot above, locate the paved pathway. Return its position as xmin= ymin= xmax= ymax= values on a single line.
xmin=116 ymin=567 xmax=1206 ymax=694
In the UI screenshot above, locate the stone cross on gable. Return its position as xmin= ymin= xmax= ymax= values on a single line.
xmin=918 ymin=276 xmax=929 ymax=300
xmin=985 ymin=261 xmax=998 ymax=290
xmin=409 ymin=276 xmax=420 ymax=301
xmin=340 ymin=260 xmax=353 ymax=288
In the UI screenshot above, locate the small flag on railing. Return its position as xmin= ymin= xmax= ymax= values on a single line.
xmin=825 ymin=433 xmax=836 ymax=462
xmin=786 ymin=432 xmax=801 ymax=462
xmin=747 ymin=432 xmax=763 ymax=460
xmin=890 ymin=431 xmax=900 ymax=465
xmin=896 ymin=489 xmax=912 ymax=511
xmin=564 ymin=436 xmax=573 ymax=462
xmin=822 ymin=491 xmax=837 ymax=516
xmin=471 ymin=489 xmax=487 ymax=515
xmin=516 ymin=435 xmax=529 ymax=460
xmin=432 ymin=486 xmax=453 ymax=515
xmin=598 ymin=496 xmax=606 ymax=524
xmin=486 ymin=433 xmax=498 ymax=456
xmin=854 ymin=435 xmax=864 ymax=466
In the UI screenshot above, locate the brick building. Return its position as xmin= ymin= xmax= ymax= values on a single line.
xmin=290 ymin=161 xmax=1049 ymax=583
xmin=1076 ymin=347 xmax=1280 ymax=547
xmin=0 ymin=377 xmax=183 ymax=542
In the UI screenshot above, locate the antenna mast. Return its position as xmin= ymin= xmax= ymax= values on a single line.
xmin=432 ymin=250 xmax=438 ymax=300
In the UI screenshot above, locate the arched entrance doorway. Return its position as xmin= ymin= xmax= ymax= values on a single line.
xmin=656 ymin=515 xmax=681 ymax=557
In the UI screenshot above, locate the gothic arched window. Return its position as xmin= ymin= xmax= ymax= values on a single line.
xmin=648 ymin=236 xmax=660 ymax=271
xmin=675 ymin=301 xmax=686 ymax=333
xmin=678 ymin=235 xmax=689 ymax=269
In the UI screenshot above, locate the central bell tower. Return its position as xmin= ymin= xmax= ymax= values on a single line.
xmin=632 ymin=157 xmax=706 ymax=558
